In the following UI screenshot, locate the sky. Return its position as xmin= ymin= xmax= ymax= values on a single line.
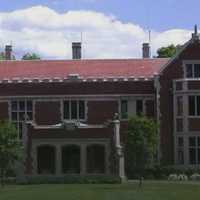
xmin=0 ymin=0 xmax=199 ymax=59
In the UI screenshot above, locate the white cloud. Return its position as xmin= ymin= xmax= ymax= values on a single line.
xmin=0 ymin=6 xmax=192 ymax=59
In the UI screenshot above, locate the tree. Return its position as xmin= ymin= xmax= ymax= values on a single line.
xmin=0 ymin=121 xmax=22 ymax=186
xmin=0 ymin=52 xmax=5 ymax=60
xmin=22 ymin=53 xmax=41 ymax=60
xmin=125 ymin=116 xmax=158 ymax=184
xmin=0 ymin=52 xmax=15 ymax=60
xmin=157 ymin=44 xmax=182 ymax=58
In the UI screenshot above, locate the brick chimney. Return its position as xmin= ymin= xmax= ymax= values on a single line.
xmin=72 ymin=42 xmax=81 ymax=60
xmin=142 ymin=43 xmax=150 ymax=58
xmin=192 ymin=24 xmax=200 ymax=40
xmin=5 ymin=45 xmax=12 ymax=60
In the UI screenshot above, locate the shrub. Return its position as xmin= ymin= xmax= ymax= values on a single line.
xmin=178 ymin=174 xmax=188 ymax=181
xmin=126 ymin=165 xmax=200 ymax=180
xmin=168 ymin=174 xmax=178 ymax=181
xmin=17 ymin=175 xmax=121 ymax=185
xmin=190 ymin=173 xmax=200 ymax=181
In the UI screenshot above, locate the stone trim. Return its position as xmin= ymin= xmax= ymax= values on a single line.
xmin=0 ymin=77 xmax=154 ymax=85
xmin=0 ymin=94 xmax=155 ymax=101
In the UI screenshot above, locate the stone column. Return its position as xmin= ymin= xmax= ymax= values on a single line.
xmin=56 ymin=145 xmax=62 ymax=176
xmin=80 ymin=144 xmax=87 ymax=175
xmin=113 ymin=119 xmax=126 ymax=182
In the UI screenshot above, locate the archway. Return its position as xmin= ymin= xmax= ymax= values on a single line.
xmin=37 ymin=145 xmax=56 ymax=174
xmin=62 ymin=145 xmax=80 ymax=174
xmin=87 ymin=144 xmax=105 ymax=174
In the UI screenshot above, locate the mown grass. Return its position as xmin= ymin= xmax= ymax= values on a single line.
xmin=0 ymin=181 xmax=200 ymax=200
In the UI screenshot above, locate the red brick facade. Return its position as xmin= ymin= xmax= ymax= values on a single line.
xmin=1 ymin=34 xmax=200 ymax=176
xmin=35 ymin=101 xmax=61 ymax=125
xmin=0 ymin=102 xmax=9 ymax=120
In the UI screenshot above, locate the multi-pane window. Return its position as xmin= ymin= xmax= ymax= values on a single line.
xmin=177 ymin=96 xmax=183 ymax=116
xmin=186 ymin=64 xmax=193 ymax=78
xmin=188 ymin=96 xmax=200 ymax=116
xmin=177 ymin=137 xmax=184 ymax=165
xmin=63 ymin=100 xmax=85 ymax=120
xmin=11 ymin=100 xmax=33 ymax=139
xmin=136 ymin=100 xmax=143 ymax=116
xmin=120 ymin=99 xmax=144 ymax=119
xmin=189 ymin=136 xmax=200 ymax=165
xmin=186 ymin=63 xmax=200 ymax=78
xmin=121 ymin=100 xmax=128 ymax=119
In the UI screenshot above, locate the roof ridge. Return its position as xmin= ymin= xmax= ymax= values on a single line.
xmin=0 ymin=57 xmax=170 ymax=63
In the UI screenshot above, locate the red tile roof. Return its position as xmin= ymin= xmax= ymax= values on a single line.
xmin=0 ymin=58 xmax=169 ymax=80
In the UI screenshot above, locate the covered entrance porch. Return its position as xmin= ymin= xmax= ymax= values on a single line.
xmin=31 ymin=139 xmax=110 ymax=176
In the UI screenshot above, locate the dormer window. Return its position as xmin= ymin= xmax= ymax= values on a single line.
xmin=185 ymin=63 xmax=200 ymax=78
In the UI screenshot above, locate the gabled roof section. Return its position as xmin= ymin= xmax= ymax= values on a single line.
xmin=0 ymin=58 xmax=169 ymax=83
xmin=159 ymin=27 xmax=200 ymax=74
xmin=158 ymin=40 xmax=192 ymax=74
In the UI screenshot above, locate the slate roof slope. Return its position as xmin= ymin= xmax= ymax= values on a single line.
xmin=0 ymin=58 xmax=169 ymax=80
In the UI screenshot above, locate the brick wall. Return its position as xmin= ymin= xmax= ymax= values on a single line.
xmin=87 ymin=101 xmax=118 ymax=124
xmin=0 ymin=102 xmax=9 ymax=120
xmin=0 ymin=81 xmax=154 ymax=96
xmin=35 ymin=101 xmax=61 ymax=125
xmin=159 ymin=41 xmax=200 ymax=164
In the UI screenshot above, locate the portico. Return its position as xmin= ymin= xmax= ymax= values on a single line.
xmin=31 ymin=138 xmax=111 ymax=176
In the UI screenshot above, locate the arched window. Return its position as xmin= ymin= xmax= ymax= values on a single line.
xmin=62 ymin=145 xmax=80 ymax=174
xmin=87 ymin=144 xmax=105 ymax=174
xmin=37 ymin=145 xmax=56 ymax=174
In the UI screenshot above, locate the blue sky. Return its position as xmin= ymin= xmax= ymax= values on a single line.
xmin=0 ymin=0 xmax=198 ymax=31
xmin=0 ymin=0 xmax=198 ymax=59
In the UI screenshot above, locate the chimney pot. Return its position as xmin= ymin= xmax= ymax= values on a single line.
xmin=142 ymin=43 xmax=150 ymax=58
xmin=5 ymin=45 xmax=12 ymax=60
xmin=72 ymin=42 xmax=81 ymax=60
xmin=192 ymin=25 xmax=200 ymax=40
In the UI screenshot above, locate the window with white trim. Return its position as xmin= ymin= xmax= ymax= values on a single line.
xmin=186 ymin=63 xmax=200 ymax=78
xmin=121 ymin=100 xmax=128 ymax=119
xmin=136 ymin=100 xmax=143 ymax=116
xmin=11 ymin=100 xmax=33 ymax=139
xmin=120 ymin=99 xmax=144 ymax=119
xmin=63 ymin=100 xmax=85 ymax=121
xmin=188 ymin=96 xmax=200 ymax=116
xmin=189 ymin=136 xmax=200 ymax=165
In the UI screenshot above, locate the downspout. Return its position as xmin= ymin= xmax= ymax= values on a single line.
xmin=154 ymin=75 xmax=161 ymax=164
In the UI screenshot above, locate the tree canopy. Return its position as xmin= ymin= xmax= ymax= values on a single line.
xmin=125 ymin=116 xmax=158 ymax=179
xmin=157 ymin=44 xmax=182 ymax=58
xmin=22 ymin=53 xmax=41 ymax=60
xmin=0 ymin=121 xmax=22 ymax=186
xmin=0 ymin=52 xmax=15 ymax=60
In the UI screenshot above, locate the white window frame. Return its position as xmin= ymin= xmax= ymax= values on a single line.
xmin=63 ymin=100 xmax=86 ymax=121
xmin=183 ymin=60 xmax=200 ymax=78
xmin=176 ymin=136 xmax=184 ymax=165
xmin=119 ymin=98 xmax=147 ymax=120
xmin=10 ymin=99 xmax=33 ymax=139
xmin=188 ymin=95 xmax=200 ymax=117
xmin=188 ymin=136 xmax=200 ymax=165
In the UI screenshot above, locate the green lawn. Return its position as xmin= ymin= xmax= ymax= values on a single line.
xmin=0 ymin=181 xmax=200 ymax=200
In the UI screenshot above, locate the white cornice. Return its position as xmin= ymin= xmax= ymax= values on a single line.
xmin=0 ymin=76 xmax=154 ymax=84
